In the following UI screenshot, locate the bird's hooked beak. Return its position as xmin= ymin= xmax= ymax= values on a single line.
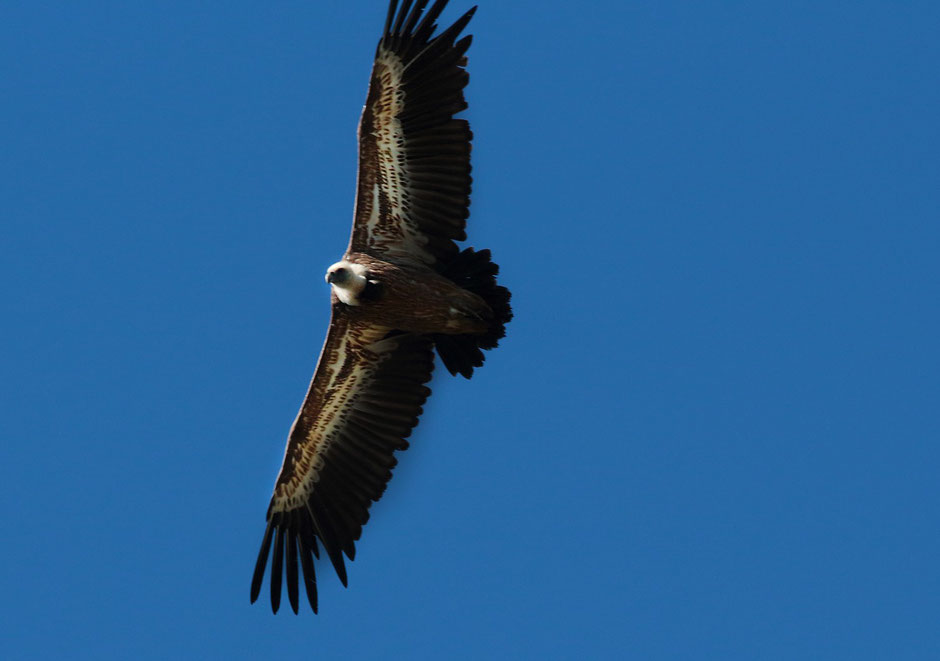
xmin=326 ymin=266 xmax=351 ymax=286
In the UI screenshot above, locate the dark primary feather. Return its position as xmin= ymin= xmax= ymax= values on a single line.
xmin=270 ymin=524 xmax=284 ymax=613
xmin=286 ymin=526 xmax=300 ymax=614
xmin=298 ymin=528 xmax=319 ymax=613
xmin=250 ymin=519 xmax=275 ymax=604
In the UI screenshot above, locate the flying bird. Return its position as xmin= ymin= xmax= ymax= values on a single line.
xmin=250 ymin=0 xmax=511 ymax=614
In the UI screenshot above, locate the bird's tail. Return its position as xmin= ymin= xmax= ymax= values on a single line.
xmin=433 ymin=247 xmax=513 ymax=379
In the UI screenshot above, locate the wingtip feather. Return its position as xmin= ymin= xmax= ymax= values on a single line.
xmin=270 ymin=526 xmax=285 ymax=614
xmin=391 ymin=0 xmax=414 ymax=36
xmin=250 ymin=519 xmax=275 ymax=604
xmin=286 ymin=526 xmax=300 ymax=614
xmin=382 ymin=0 xmax=400 ymax=41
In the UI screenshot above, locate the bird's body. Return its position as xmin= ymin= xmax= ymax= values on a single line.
xmin=250 ymin=0 xmax=511 ymax=615
xmin=333 ymin=253 xmax=493 ymax=334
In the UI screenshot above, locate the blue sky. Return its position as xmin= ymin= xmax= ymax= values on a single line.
xmin=2 ymin=1 xmax=939 ymax=658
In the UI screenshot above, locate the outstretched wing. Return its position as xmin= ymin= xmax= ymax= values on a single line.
xmin=251 ymin=306 xmax=435 ymax=613
xmin=348 ymin=0 xmax=476 ymax=268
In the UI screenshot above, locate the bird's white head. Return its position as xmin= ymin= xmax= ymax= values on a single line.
xmin=325 ymin=260 xmax=368 ymax=306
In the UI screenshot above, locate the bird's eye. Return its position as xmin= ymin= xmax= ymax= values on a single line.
xmin=334 ymin=268 xmax=347 ymax=277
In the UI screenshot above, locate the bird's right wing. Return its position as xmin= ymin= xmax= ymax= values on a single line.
xmin=251 ymin=305 xmax=435 ymax=613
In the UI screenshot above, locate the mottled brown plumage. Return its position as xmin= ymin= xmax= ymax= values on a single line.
xmin=250 ymin=0 xmax=511 ymax=615
xmin=341 ymin=253 xmax=492 ymax=334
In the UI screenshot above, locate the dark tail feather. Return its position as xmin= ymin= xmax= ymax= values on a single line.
xmin=433 ymin=247 xmax=513 ymax=379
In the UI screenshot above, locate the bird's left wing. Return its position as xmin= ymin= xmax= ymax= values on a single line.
xmin=251 ymin=306 xmax=434 ymax=613
xmin=348 ymin=0 xmax=477 ymax=268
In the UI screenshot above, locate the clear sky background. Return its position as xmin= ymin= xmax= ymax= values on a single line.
xmin=2 ymin=1 xmax=939 ymax=659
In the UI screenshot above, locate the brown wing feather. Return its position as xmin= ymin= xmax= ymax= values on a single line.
xmin=251 ymin=305 xmax=435 ymax=613
xmin=349 ymin=0 xmax=477 ymax=268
